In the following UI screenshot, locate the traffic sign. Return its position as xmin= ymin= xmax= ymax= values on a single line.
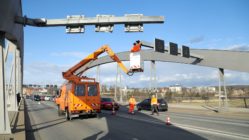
xmin=169 ymin=42 xmax=178 ymax=55
xmin=154 ymin=38 xmax=165 ymax=53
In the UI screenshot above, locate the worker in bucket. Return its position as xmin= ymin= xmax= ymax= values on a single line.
xmin=128 ymin=95 xmax=136 ymax=114
xmin=151 ymin=95 xmax=159 ymax=116
xmin=130 ymin=40 xmax=141 ymax=52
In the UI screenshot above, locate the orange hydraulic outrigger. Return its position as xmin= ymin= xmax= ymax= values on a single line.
xmin=62 ymin=45 xmax=138 ymax=82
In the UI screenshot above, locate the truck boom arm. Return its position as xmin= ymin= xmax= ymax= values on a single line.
xmin=63 ymin=45 xmax=132 ymax=81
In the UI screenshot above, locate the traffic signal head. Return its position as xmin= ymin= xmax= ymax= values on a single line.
xmin=182 ymin=45 xmax=190 ymax=58
xmin=154 ymin=38 xmax=165 ymax=53
xmin=169 ymin=42 xmax=178 ymax=55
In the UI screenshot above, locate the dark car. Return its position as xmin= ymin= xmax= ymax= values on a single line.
xmin=33 ymin=95 xmax=41 ymax=101
xmin=25 ymin=95 xmax=30 ymax=99
xmin=101 ymin=97 xmax=119 ymax=110
xmin=137 ymin=98 xmax=168 ymax=111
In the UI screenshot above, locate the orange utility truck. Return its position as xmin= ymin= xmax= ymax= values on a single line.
xmin=56 ymin=44 xmax=141 ymax=120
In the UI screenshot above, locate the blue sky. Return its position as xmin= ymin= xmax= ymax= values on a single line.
xmin=22 ymin=0 xmax=249 ymax=87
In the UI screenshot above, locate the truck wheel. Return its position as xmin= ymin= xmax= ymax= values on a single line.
xmin=65 ymin=108 xmax=70 ymax=120
xmin=57 ymin=105 xmax=63 ymax=116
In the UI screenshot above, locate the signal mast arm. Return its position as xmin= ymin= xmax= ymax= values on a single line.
xmin=62 ymin=45 xmax=133 ymax=82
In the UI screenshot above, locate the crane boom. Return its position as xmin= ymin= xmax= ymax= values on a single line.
xmin=63 ymin=45 xmax=132 ymax=82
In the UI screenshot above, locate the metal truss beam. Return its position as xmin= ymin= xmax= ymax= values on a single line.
xmin=15 ymin=15 xmax=164 ymax=27
xmin=74 ymin=41 xmax=249 ymax=75
xmin=0 ymin=35 xmax=11 ymax=134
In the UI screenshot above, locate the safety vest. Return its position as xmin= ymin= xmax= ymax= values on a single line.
xmin=129 ymin=97 xmax=136 ymax=105
xmin=151 ymin=97 xmax=158 ymax=105
xmin=131 ymin=44 xmax=141 ymax=52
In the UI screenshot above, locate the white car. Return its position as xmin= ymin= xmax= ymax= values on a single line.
xmin=44 ymin=96 xmax=50 ymax=101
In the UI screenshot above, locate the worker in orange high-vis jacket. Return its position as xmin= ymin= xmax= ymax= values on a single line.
xmin=130 ymin=40 xmax=141 ymax=52
xmin=128 ymin=95 xmax=136 ymax=114
xmin=151 ymin=95 xmax=159 ymax=116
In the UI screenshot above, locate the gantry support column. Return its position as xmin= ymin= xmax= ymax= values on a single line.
xmin=114 ymin=64 xmax=119 ymax=101
xmin=96 ymin=65 xmax=101 ymax=94
xmin=114 ymin=64 xmax=123 ymax=102
xmin=0 ymin=34 xmax=11 ymax=134
xmin=150 ymin=60 xmax=157 ymax=97
xmin=119 ymin=67 xmax=123 ymax=103
xmin=16 ymin=48 xmax=22 ymax=98
xmin=218 ymin=68 xmax=228 ymax=111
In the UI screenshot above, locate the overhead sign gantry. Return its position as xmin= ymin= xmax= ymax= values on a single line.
xmin=1 ymin=0 xmax=165 ymax=135
xmin=15 ymin=14 xmax=164 ymax=33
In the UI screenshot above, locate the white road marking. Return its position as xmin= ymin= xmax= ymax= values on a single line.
xmin=174 ymin=123 xmax=249 ymax=140
xmin=141 ymin=110 xmax=249 ymax=127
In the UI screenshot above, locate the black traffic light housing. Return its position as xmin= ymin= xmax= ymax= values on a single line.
xmin=154 ymin=38 xmax=165 ymax=53
xmin=169 ymin=42 xmax=178 ymax=55
xmin=182 ymin=45 xmax=190 ymax=58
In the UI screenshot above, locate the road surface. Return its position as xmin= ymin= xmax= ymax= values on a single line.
xmin=25 ymin=99 xmax=249 ymax=140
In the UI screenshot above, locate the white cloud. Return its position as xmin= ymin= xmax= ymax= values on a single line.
xmin=189 ymin=36 xmax=205 ymax=44
xmin=226 ymin=44 xmax=249 ymax=51
xmin=24 ymin=62 xmax=68 ymax=85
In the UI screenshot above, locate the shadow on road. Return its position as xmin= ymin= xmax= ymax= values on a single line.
xmin=84 ymin=105 xmax=207 ymax=140
xmin=25 ymin=100 xmax=36 ymax=140
xmin=25 ymin=100 xmax=67 ymax=140
xmin=25 ymin=100 xmax=208 ymax=140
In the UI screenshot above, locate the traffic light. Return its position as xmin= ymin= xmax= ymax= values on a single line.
xmin=182 ymin=45 xmax=190 ymax=58
xmin=154 ymin=38 xmax=165 ymax=53
xmin=169 ymin=42 xmax=178 ymax=55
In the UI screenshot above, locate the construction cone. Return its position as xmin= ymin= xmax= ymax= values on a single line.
xmin=166 ymin=116 xmax=171 ymax=125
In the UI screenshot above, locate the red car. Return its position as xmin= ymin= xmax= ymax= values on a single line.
xmin=101 ymin=97 xmax=119 ymax=110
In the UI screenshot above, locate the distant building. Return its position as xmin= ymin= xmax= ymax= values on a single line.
xmin=23 ymin=86 xmax=48 ymax=96
xmin=158 ymin=87 xmax=169 ymax=93
xmin=169 ymin=84 xmax=182 ymax=93
xmin=193 ymin=86 xmax=216 ymax=93
xmin=232 ymin=89 xmax=245 ymax=96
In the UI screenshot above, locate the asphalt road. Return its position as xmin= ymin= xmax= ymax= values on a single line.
xmin=25 ymin=99 xmax=249 ymax=140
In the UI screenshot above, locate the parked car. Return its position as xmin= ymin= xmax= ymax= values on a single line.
xmin=40 ymin=96 xmax=45 ymax=101
xmin=101 ymin=97 xmax=119 ymax=110
xmin=33 ymin=95 xmax=41 ymax=101
xmin=44 ymin=96 xmax=50 ymax=101
xmin=50 ymin=96 xmax=56 ymax=101
xmin=25 ymin=95 xmax=30 ymax=99
xmin=137 ymin=98 xmax=168 ymax=111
